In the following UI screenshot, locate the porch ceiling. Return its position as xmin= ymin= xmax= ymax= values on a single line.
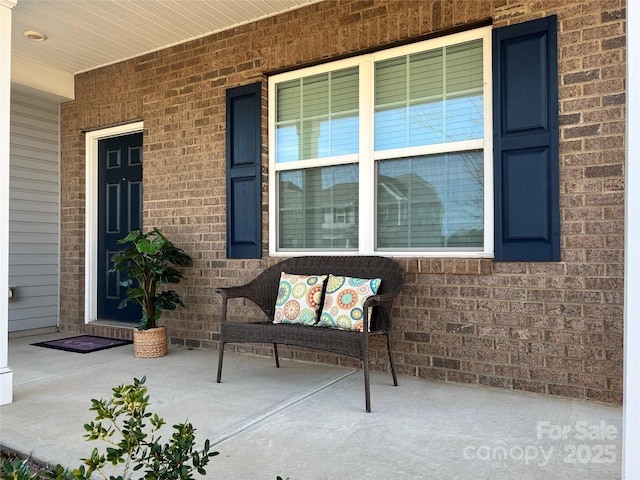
xmin=11 ymin=0 xmax=322 ymax=75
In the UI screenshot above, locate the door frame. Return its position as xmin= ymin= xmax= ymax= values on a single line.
xmin=84 ymin=121 xmax=143 ymax=324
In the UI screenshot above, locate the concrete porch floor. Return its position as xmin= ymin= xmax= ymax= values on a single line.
xmin=1 ymin=332 xmax=622 ymax=480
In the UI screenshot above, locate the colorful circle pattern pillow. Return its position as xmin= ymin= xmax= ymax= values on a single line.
xmin=273 ymin=272 xmax=327 ymax=325
xmin=317 ymin=275 xmax=382 ymax=332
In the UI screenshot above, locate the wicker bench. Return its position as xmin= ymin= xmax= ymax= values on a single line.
xmin=216 ymin=256 xmax=406 ymax=412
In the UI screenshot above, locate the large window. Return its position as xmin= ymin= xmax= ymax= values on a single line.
xmin=269 ymin=27 xmax=492 ymax=256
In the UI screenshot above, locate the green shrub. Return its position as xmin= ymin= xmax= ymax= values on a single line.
xmin=69 ymin=376 xmax=217 ymax=480
xmin=1 ymin=377 xmax=217 ymax=480
xmin=1 ymin=456 xmax=40 ymax=480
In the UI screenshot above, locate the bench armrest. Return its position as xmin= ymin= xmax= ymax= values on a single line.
xmin=363 ymin=291 xmax=398 ymax=311
xmin=216 ymin=281 xmax=274 ymax=322
xmin=362 ymin=292 xmax=398 ymax=332
xmin=364 ymin=291 xmax=396 ymax=306
xmin=216 ymin=284 xmax=256 ymax=301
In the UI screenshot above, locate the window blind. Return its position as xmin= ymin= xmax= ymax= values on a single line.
xmin=377 ymin=151 xmax=483 ymax=249
xmin=279 ymin=164 xmax=359 ymax=249
xmin=374 ymin=39 xmax=483 ymax=150
xmin=276 ymin=67 xmax=359 ymax=163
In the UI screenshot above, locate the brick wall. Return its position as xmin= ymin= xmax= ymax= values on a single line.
xmin=60 ymin=0 xmax=626 ymax=405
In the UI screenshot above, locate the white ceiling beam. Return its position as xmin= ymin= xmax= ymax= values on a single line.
xmin=11 ymin=55 xmax=74 ymax=101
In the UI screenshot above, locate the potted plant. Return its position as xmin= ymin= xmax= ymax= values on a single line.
xmin=110 ymin=228 xmax=192 ymax=358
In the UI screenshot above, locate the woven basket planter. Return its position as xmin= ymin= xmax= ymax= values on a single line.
xmin=133 ymin=326 xmax=168 ymax=358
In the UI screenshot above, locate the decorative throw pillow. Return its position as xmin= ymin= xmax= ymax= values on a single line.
xmin=273 ymin=273 xmax=327 ymax=325
xmin=317 ymin=275 xmax=382 ymax=332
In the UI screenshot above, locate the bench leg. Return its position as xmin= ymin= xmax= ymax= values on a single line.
xmin=386 ymin=333 xmax=398 ymax=387
xmin=273 ymin=343 xmax=280 ymax=368
xmin=363 ymin=355 xmax=371 ymax=413
xmin=216 ymin=342 xmax=225 ymax=383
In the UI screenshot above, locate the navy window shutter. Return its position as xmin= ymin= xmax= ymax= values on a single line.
xmin=226 ymin=82 xmax=262 ymax=258
xmin=493 ymin=15 xmax=560 ymax=261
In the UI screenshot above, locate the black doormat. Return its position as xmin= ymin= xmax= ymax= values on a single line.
xmin=32 ymin=335 xmax=132 ymax=354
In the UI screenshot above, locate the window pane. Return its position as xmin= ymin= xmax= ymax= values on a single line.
xmin=329 ymin=114 xmax=359 ymax=156
xmin=276 ymin=68 xmax=359 ymax=163
xmin=279 ymin=164 xmax=359 ymax=249
xmin=409 ymin=49 xmax=443 ymax=99
xmin=377 ymin=151 xmax=484 ymax=249
xmin=332 ymin=68 xmax=359 ymax=112
xmin=408 ymin=101 xmax=444 ymax=146
xmin=446 ymin=40 xmax=483 ymax=94
xmin=303 ymin=73 xmax=329 ymax=117
xmin=277 ymin=80 xmax=301 ymax=122
xmin=276 ymin=125 xmax=299 ymax=163
xmin=445 ymin=40 xmax=484 ymax=141
xmin=445 ymin=93 xmax=483 ymax=141
xmin=375 ymin=57 xmax=407 ymax=105
xmin=375 ymin=39 xmax=483 ymax=151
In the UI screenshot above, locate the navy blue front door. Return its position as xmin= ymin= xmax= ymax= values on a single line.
xmin=97 ymin=133 xmax=143 ymax=322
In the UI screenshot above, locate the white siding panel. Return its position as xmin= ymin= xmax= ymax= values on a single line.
xmin=8 ymin=296 xmax=58 ymax=312
xmin=9 ymin=200 xmax=58 ymax=215
xmin=9 ymin=264 xmax=58 ymax=276
xmin=10 ymin=242 xmax=58 ymax=255
xmin=8 ymin=273 xmax=58 ymax=287
xmin=10 ymin=220 xmax=58 ymax=234
xmin=9 ymin=89 xmax=60 ymax=332
xmin=9 ymin=254 xmax=58 ymax=266
xmin=10 ymin=168 xmax=59 ymax=185
xmin=10 ymin=232 xmax=58 ymax=245
xmin=12 ymin=184 xmax=58 ymax=198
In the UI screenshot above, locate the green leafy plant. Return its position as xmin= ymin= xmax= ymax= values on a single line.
xmin=1 ymin=378 xmax=217 ymax=480
xmin=1 ymin=450 xmax=66 ymax=480
xmin=1 ymin=456 xmax=39 ymax=480
xmin=109 ymin=228 xmax=192 ymax=330
xmin=72 ymin=377 xmax=216 ymax=480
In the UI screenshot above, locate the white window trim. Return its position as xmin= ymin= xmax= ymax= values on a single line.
xmin=84 ymin=121 xmax=143 ymax=324
xmin=269 ymin=27 xmax=493 ymax=258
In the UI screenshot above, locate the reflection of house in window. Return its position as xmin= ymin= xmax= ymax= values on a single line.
xmin=379 ymin=180 xmax=408 ymax=224
xmin=321 ymin=182 xmax=358 ymax=248
xmin=377 ymin=174 xmax=444 ymax=248
xmin=280 ymin=174 xmax=447 ymax=249
xmin=279 ymin=179 xmax=359 ymax=249
xmin=334 ymin=207 xmax=348 ymax=224
xmin=278 ymin=180 xmax=304 ymax=248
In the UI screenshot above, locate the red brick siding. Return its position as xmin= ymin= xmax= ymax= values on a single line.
xmin=60 ymin=0 xmax=626 ymax=405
